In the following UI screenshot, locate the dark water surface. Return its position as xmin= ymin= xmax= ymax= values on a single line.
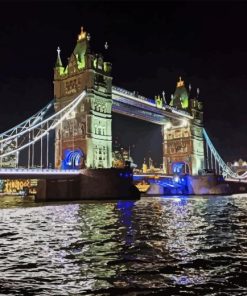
xmin=0 ymin=195 xmax=246 ymax=296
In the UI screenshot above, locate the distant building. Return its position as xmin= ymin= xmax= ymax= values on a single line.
xmin=229 ymin=159 xmax=247 ymax=175
xmin=112 ymin=140 xmax=136 ymax=168
xmin=140 ymin=157 xmax=164 ymax=174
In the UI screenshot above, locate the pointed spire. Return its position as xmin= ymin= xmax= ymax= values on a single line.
xmin=162 ymin=90 xmax=167 ymax=104
xmin=197 ymin=87 xmax=200 ymax=97
xmin=55 ymin=46 xmax=63 ymax=67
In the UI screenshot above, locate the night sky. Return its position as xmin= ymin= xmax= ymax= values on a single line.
xmin=0 ymin=1 xmax=246 ymax=167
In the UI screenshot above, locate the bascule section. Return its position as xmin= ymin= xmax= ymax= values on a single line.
xmin=54 ymin=27 xmax=112 ymax=169
xmin=163 ymin=78 xmax=204 ymax=175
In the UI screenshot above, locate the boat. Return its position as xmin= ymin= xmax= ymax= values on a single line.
xmin=135 ymin=180 xmax=151 ymax=193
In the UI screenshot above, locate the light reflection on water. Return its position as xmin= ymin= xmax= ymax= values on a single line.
xmin=0 ymin=195 xmax=246 ymax=295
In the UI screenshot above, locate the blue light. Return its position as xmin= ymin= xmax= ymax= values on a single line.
xmin=61 ymin=149 xmax=84 ymax=170
xmin=117 ymin=201 xmax=135 ymax=245
xmin=172 ymin=162 xmax=186 ymax=174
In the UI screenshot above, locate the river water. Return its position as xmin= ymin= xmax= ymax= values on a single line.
xmin=0 ymin=195 xmax=246 ymax=296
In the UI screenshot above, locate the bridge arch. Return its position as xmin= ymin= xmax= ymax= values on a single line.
xmin=61 ymin=148 xmax=85 ymax=170
xmin=171 ymin=161 xmax=190 ymax=175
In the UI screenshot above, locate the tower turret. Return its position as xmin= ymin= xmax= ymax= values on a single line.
xmin=54 ymin=27 xmax=113 ymax=169
xmin=163 ymin=77 xmax=205 ymax=175
xmin=72 ymin=26 xmax=90 ymax=70
xmin=54 ymin=46 xmax=64 ymax=80
xmin=170 ymin=77 xmax=189 ymax=109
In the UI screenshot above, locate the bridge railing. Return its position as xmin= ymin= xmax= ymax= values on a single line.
xmin=0 ymin=168 xmax=80 ymax=175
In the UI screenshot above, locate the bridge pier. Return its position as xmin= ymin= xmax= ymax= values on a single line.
xmin=36 ymin=168 xmax=140 ymax=202
xmin=36 ymin=176 xmax=80 ymax=202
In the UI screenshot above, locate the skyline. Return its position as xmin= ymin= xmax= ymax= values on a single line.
xmin=0 ymin=1 xmax=246 ymax=163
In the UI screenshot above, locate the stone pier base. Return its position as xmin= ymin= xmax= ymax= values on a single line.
xmin=140 ymin=174 xmax=247 ymax=196
xmin=184 ymin=175 xmax=231 ymax=195
xmin=36 ymin=168 xmax=140 ymax=202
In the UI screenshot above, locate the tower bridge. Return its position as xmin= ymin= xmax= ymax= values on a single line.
xmin=0 ymin=27 xmax=246 ymax=182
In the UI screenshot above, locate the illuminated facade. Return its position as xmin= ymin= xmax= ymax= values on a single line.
xmin=54 ymin=28 xmax=112 ymax=169
xmin=163 ymin=78 xmax=204 ymax=175
xmin=53 ymin=29 xmax=204 ymax=174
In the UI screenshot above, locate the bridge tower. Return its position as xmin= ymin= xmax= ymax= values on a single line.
xmin=54 ymin=28 xmax=112 ymax=169
xmin=163 ymin=78 xmax=204 ymax=175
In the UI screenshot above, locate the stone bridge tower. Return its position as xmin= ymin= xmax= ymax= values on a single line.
xmin=54 ymin=28 xmax=112 ymax=169
xmin=163 ymin=78 xmax=204 ymax=175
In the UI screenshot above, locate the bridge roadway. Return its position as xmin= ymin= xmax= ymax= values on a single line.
xmin=0 ymin=168 xmax=80 ymax=179
xmin=3 ymin=169 xmax=246 ymax=186
xmin=0 ymin=169 xmax=178 ymax=186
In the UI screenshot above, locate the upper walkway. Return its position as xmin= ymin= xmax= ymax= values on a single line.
xmin=112 ymin=86 xmax=192 ymax=124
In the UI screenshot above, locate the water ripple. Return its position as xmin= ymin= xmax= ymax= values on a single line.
xmin=0 ymin=195 xmax=246 ymax=295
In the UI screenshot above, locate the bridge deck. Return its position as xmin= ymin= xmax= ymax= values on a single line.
xmin=0 ymin=168 xmax=80 ymax=179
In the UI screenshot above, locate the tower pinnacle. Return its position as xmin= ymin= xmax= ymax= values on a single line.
xmin=77 ymin=26 xmax=86 ymax=41
xmin=177 ymin=76 xmax=184 ymax=87
xmin=57 ymin=46 xmax=61 ymax=56
xmin=55 ymin=46 xmax=63 ymax=67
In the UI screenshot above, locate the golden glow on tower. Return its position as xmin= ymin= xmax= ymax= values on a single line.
xmin=77 ymin=26 xmax=86 ymax=41
xmin=177 ymin=76 xmax=184 ymax=87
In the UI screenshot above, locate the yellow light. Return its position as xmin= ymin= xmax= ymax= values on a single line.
xmin=77 ymin=26 xmax=86 ymax=41
xmin=177 ymin=76 xmax=184 ymax=87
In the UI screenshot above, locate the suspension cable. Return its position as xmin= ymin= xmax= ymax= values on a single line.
xmin=0 ymin=92 xmax=84 ymax=145
xmin=0 ymin=91 xmax=86 ymax=159
xmin=0 ymin=100 xmax=53 ymax=140
xmin=203 ymin=128 xmax=247 ymax=179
